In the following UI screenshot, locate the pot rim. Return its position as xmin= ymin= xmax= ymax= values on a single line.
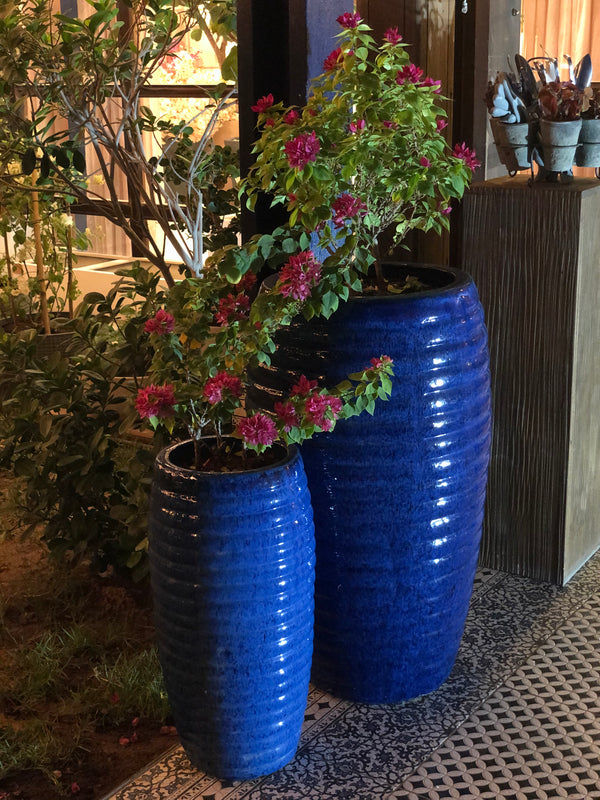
xmin=261 ymin=263 xmax=474 ymax=303
xmin=156 ymin=437 xmax=297 ymax=477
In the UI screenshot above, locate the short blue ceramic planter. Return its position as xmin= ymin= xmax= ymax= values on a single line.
xmin=149 ymin=440 xmax=315 ymax=779
xmin=249 ymin=265 xmax=492 ymax=703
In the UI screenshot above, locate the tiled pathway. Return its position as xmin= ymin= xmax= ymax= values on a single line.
xmin=104 ymin=550 xmax=600 ymax=800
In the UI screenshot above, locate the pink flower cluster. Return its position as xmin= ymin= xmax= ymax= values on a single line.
xmin=348 ymin=119 xmax=366 ymax=133
xmin=304 ymin=392 xmax=343 ymax=431
xmin=278 ymin=251 xmax=322 ymax=301
xmin=273 ymin=400 xmax=298 ymax=432
xmin=135 ymin=384 xmax=176 ymax=419
xmin=331 ymin=193 xmax=367 ymax=226
xmin=284 ymin=130 xmax=320 ymax=169
xmin=284 ymin=375 xmax=343 ymax=432
xmin=384 ymin=27 xmax=402 ymax=45
xmin=284 ymin=109 xmax=300 ymax=124
xmin=144 ymin=309 xmax=175 ymax=335
xmin=292 ymin=375 xmax=318 ymax=396
xmin=422 ymin=76 xmax=442 ymax=93
xmin=251 ymin=94 xmax=274 ymax=113
xmin=202 ymin=372 xmax=243 ymax=405
xmin=336 ymin=12 xmax=361 ymax=28
xmin=452 ymin=142 xmax=481 ymax=171
xmin=396 ymin=66 xmax=442 ymax=93
xmin=323 ymin=47 xmax=343 ymax=72
xmin=370 ymin=355 xmax=393 ymax=369
xmin=396 ymin=63 xmax=423 ymax=85
xmin=236 ymin=413 xmax=278 ymax=447
xmin=214 ymin=293 xmax=250 ymax=325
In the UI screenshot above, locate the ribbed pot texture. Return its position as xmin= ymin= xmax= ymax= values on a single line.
xmin=149 ymin=440 xmax=315 ymax=779
xmin=248 ymin=265 xmax=492 ymax=703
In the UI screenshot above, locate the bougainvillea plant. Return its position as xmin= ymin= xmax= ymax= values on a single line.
xmin=244 ymin=12 xmax=479 ymax=308
xmin=135 ymin=228 xmax=394 ymax=470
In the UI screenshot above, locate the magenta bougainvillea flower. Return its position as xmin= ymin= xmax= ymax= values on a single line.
xmin=383 ymin=120 xmax=398 ymax=130
xmin=274 ymin=401 xmax=299 ymax=432
xmin=238 ymin=272 xmax=257 ymax=292
xmin=283 ymin=109 xmax=300 ymax=124
xmin=277 ymin=251 xmax=322 ymax=300
xmin=396 ymin=63 xmax=424 ymax=85
xmin=144 ymin=308 xmax=175 ymax=335
xmin=214 ymin=293 xmax=250 ymax=325
xmin=420 ymin=156 xmax=431 ymax=167
xmin=331 ymin=193 xmax=367 ymax=225
xmin=236 ymin=413 xmax=278 ymax=447
xmin=422 ymin=76 xmax=442 ymax=93
xmin=251 ymin=93 xmax=274 ymax=113
xmin=436 ymin=117 xmax=448 ymax=132
xmin=383 ymin=27 xmax=402 ymax=44
xmin=370 ymin=355 xmax=394 ymax=369
xmin=291 ymin=375 xmax=319 ymax=396
xmin=135 ymin=384 xmax=176 ymax=418
xmin=202 ymin=372 xmax=243 ymax=405
xmin=452 ymin=142 xmax=481 ymax=171
xmin=323 ymin=47 xmax=343 ymax=71
xmin=348 ymin=119 xmax=366 ymax=133
xmin=284 ymin=130 xmax=321 ymax=169
xmin=336 ymin=12 xmax=361 ymax=28
xmin=305 ymin=392 xmax=343 ymax=431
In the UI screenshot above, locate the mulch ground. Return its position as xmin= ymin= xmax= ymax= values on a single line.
xmin=0 ymin=474 xmax=178 ymax=800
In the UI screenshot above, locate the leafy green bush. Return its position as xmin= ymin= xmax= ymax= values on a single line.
xmin=0 ymin=265 xmax=171 ymax=579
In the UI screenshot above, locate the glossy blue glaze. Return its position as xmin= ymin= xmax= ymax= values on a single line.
xmin=149 ymin=441 xmax=315 ymax=779
xmin=249 ymin=265 xmax=492 ymax=703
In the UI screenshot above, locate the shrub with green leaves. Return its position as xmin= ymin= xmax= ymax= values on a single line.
xmin=0 ymin=265 xmax=172 ymax=579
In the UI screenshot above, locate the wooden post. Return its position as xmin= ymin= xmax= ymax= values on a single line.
xmin=237 ymin=0 xmax=348 ymax=241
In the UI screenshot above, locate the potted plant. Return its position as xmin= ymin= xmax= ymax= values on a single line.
xmin=577 ymin=85 xmax=600 ymax=169
xmin=243 ymin=12 xmax=492 ymax=704
xmin=484 ymin=72 xmax=532 ymax=174
xmin=129 ymin=225 xmax=394 ymax=778
xmin=0 ymin=176 xmax=90 ymax=352
xmin=537 ymin=79 xmax=584 ymax=172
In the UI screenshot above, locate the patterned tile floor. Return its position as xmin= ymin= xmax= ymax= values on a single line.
xmin=103 ymin=552 xmax=600 ymax=800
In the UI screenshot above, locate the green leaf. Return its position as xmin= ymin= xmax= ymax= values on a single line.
xmin=220 ymin=46 xmax=238 ymax=82
xmin=257 ymin=234 xmax=275 ymax=259
xmin=21 ymin=149 xmax=36 ymax=175
xmin=312 ymin=164 xmax=332 ymax=181
xmin=39 ymin=415 xmax=53 ymax=438
xmin=39 ymin=154 xmax=51 ymax=180
xmin=72 ymin=150 xmax=86 ymax=173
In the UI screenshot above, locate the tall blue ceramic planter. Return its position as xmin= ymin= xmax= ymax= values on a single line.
xmin=248 ymin=265 xmax=492 ymax=703
xmin=149 ymin=440 xmax=315 ymax=779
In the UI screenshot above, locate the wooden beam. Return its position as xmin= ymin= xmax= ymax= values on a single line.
xmin=237 ymin=0 xmax=347 ymax=240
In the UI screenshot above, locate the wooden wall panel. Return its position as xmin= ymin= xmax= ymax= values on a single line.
xmin=357 ymin=0 xmax=455 ymax=265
